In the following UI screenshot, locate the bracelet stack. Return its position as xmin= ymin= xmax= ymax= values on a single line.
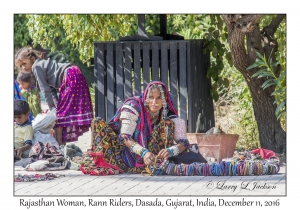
xmin=14 ymin=173 xmax=64 ymax=182
xmin=142 ymin=157 xmax=280 ymax=176
xmin=141 ymin=149 xmax=149 ymax=158
xmin=130 ymin=142 xmax=149 ymax=158
xmin=177 ymin=139 xmax=190 ymax=148
xmin=166 ymin=145 xmax=179 ymax=157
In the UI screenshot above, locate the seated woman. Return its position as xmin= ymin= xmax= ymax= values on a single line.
xmin=84 ymin=81 xmax=206 ymax=175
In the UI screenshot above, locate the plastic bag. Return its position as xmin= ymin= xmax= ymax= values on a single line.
xmin=31 ymin=109 xmax=59 ymax=147
xmin=32 ymin=109 xmax=57 ymax=134
xmin=32 ymin=131 xmax=59 ymax=149
xmin=25 ymin=160 xmax=49 ymax=171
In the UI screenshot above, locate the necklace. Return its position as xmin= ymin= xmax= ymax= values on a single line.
xmin=148 ymin=109 xmax=160 ymax=119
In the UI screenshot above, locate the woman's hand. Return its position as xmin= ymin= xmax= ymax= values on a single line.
xmin=157 ymin=149 xmax=171 ymax=159
xmin=143 ymin=151 xmax=155 ymax=166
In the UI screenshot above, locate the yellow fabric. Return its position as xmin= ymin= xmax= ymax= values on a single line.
xmin=21 ymin=88 xmax=42 ymax=118
xmin=14 ymin=123 xmax=34 ymax=149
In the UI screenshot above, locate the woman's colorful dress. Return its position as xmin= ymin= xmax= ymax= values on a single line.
xmin=54 ymin=66 xmax=94 ymax=142
xmin=83 ymin=81 xmax=192 ymax=174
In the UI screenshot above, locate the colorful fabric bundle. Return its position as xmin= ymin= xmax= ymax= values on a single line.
xmin=251 ymin=148 xmax=277 ymax=159
xmin=29 ymin=141 xmax=62 ymax=160
xmin=80 ymin=152 xmax=124 ymax=176
xmin=14 ymin=173 xmax=64 ymax=182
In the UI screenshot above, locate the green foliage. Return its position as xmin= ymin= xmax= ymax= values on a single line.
xmin=26 ymin=14 xmax=137 ymax=65
xmin=24 ymin=14 xmax=139 ymax=86
xmin=14 ymin=14 xmax=31 ymax=77
xmin=14 ymin=14 xmax=31 ymax=48
xmin=247 ymin=51 xmax=286 ymax=121
xmin=259 ymin=15 xmax=286 ymax=72
xmin=185 ymin=15 xmax=228 ymax=101
xmin=25 ymin=15 xmax=97 ymax=86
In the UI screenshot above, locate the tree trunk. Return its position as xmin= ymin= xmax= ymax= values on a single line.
xmin=222 ymin=15 xmax=286 ymax=153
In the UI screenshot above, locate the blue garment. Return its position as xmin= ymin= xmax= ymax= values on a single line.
xmin=14 ymin=80 xmax=34 ymax=122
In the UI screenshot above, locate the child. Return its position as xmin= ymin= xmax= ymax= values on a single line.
xmin=17 ymin=71 xmax=42 ymax=118
xmin=14 ymin=100 xmax=33 ymax=159
xmin=14 ymin=79 xmax=34 ymax=122
xmin=15 ymin=46 xmax=94 ymax=146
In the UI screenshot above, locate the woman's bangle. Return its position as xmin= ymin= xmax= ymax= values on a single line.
xmin=130 ymin=142 xmax=148 ymax=157
xmin=177 ymin=139 xmax=190 ymax=148
xmin=166 ymin=148 xmax=174 ymax=156
xmin=141 ymin=149 xmax=149 ymax=158
xmin=167 ymin=145 xmax=179 ymax=157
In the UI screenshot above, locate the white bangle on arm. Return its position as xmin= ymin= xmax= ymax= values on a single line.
xmin=166 ymin=145 xmax=179 ymax=157
xmin=130 ymin=142 xmax=149 ymax=158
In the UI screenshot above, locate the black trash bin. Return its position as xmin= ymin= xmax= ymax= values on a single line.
xmin=93 ymin=15 xmax=214 ymax=132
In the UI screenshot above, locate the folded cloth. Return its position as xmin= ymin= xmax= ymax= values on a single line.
xmin=64 ymin=144 xmax=83 ymax=159
xmin=168 ymin=144 xmax=207 ymax=164
xmin=64 ymin=144 xmax=83 ymax=170
xmin=168 ymin=150 xmax=207 ymax=164
xmin=46 ymin=156 xmax=68 ymax=170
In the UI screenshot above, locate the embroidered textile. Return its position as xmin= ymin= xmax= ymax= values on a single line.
xmin=120 ymin=111 xmax=138 ymax=121
xmin=120 ymin=119 xmax=137 ymax=136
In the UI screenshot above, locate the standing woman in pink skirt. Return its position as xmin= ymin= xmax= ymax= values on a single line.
xmin=15 ymin=46 xmax=94 ymax=145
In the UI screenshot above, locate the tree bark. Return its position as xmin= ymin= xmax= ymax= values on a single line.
xmin=221 ymin=14 xmax=286 ymax=153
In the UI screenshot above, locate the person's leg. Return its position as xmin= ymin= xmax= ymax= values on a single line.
xmin=148 ymin=119 xmax=175 ymax=155
xmin=57 ymin=66 xmax=93 ymax=143
xmin=54 ymin=127 xmax=65 ymax=146
xmin=91 ymin=118 xmax=127 ymax=171
xmin=91 ymin=118 xmax=149 ymax=174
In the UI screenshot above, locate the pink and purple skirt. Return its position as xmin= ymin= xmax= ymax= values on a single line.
xmin=55 ymin=66 xmax=94 ymax=142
